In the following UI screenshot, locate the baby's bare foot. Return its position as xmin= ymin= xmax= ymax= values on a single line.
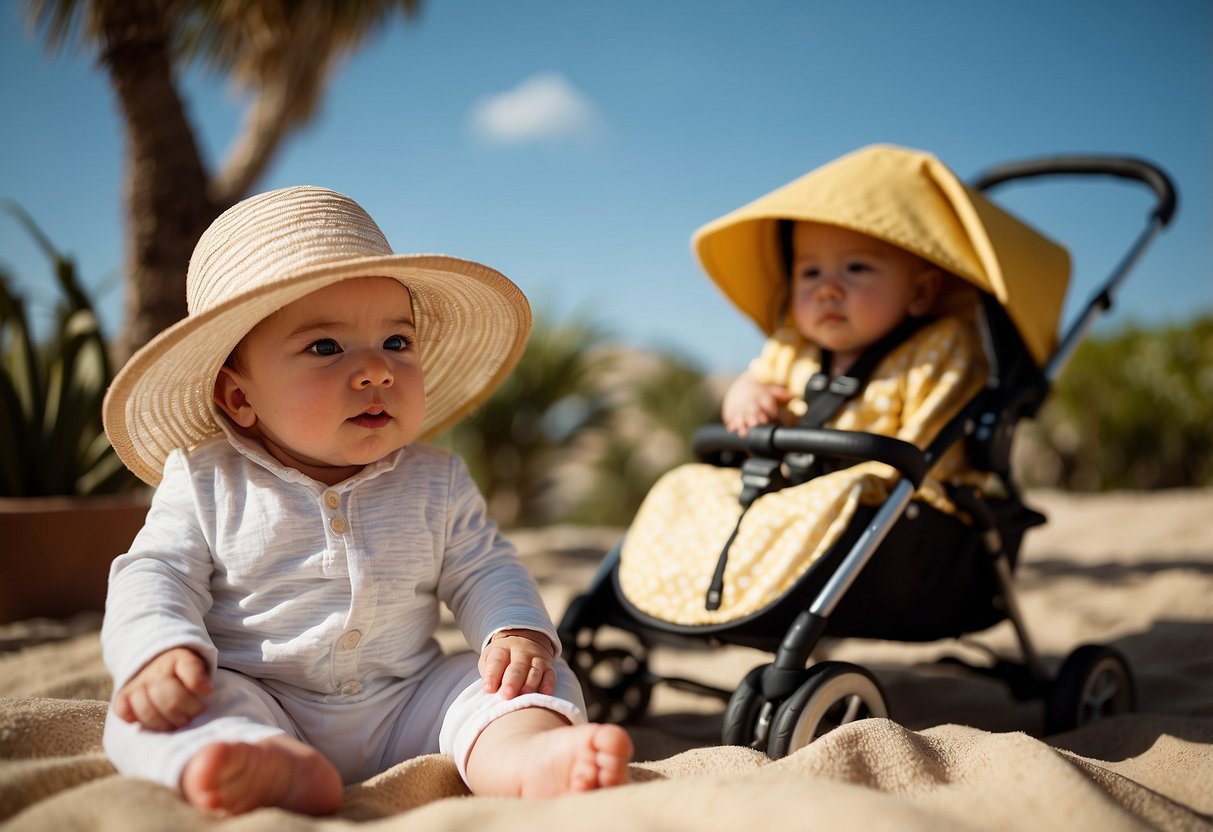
xmin=466 ymin=709 xmax=633 ymax=797
xmin=538 ymin=722 xmax=633 ymax=796
xmin=180 ymin=736 xmax=342 ymax=815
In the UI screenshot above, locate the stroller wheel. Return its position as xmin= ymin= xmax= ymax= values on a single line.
xmin=570 ymin=645 xmax=654 ymax=723
xmin=1044 ymin=644 xmax=1136 ymax=735
xmin=722 ymin=665 xmax=767 ymax=747
xmin=766 ymin=662 xmax=888 ymax=759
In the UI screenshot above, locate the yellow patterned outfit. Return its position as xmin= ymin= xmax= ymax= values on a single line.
xmin=618 ymin=315 xmax=987 ymax=626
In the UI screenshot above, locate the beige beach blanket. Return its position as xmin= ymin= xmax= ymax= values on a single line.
xmin=3 ymin=489 xmax=1212 ymax=830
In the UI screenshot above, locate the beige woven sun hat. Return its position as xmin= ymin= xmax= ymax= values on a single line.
xmin=691 ymin=144 xmax=1071 ymax=366
xmin=103 ymin=185 xmax=532 ymax=486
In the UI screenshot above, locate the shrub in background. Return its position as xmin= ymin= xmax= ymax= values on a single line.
xmin=1019 ymin=316 xmax=1213 ymax=490
xmin=433 ymin=313 xmax=614 ymax=527
xmin=569 ymin=351 xmax=721 ymax=527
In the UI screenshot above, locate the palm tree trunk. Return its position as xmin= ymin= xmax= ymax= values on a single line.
xmin=96 ymin=0 xmax=216 ymax=363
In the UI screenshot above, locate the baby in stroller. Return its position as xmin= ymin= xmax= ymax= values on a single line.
xmin=561 ymin=144 xmax=1171 ymax=756
xmin=619 ymin=143 xmax=1065 ymax=628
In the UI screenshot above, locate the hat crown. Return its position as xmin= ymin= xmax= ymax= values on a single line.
xmin=187 ymin=186 xmax=393 ymax=316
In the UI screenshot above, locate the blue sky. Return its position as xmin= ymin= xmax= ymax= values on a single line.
xmin=2 ymin=0 xmax=1209 ymax=374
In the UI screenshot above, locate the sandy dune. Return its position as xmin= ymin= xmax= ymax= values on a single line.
xmin=2 ymin=488 xmax=1211 ymax=829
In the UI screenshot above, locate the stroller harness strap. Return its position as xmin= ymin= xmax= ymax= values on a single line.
xmin=704 ymin=315 xmax=934 ymax=611
xmin=788 ymin=315 xmax=935 ymax=480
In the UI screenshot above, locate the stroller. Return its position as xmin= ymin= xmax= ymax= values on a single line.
xmin=557 ymin=152 xmax=1178 ymax=758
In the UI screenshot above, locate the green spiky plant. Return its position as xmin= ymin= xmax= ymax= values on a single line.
xmin=0 ymin=201 xmax=139 ymax=497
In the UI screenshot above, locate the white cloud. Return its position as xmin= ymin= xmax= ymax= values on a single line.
xmin=468 ymin=73 xmax=602 ymax=145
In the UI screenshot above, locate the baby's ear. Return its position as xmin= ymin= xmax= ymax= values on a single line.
xmin=909 ymin=267 xmax=944 ymax=316
xmin=213 ymin=367 xmax=257 ymax=428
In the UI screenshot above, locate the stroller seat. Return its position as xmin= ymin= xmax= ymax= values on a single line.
xmin=617 ymin=314 xmax=989 ymax=629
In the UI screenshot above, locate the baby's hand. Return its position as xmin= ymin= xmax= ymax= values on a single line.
xmin=113 ymin=647 xmax=212 ymax=731
xmin=722 ymin=374 xmax=792 ymax=436
xmin=479 ymin=629 xmax=557 ymax=699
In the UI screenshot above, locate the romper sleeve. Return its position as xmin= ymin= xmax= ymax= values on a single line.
xmin=746 ymin=328 xmax=821 ymax=420
xmin=747 ymin=327 xmax=805 ymax=387
xmin=436 ymin=455 xmax=560 ymax=656
xmin=100 ymin=450 xmax=218 ymax=691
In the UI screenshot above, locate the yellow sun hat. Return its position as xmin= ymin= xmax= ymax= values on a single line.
xmin=103 ymin=186 xmax=532 ymax=486
xmin=691 ymin=144 xmax=1071 ymax=366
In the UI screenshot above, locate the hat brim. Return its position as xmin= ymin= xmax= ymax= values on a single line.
xmin=103 ymin=254 xmax=531 ymax=486
xmin=691 ymin=144 xmax=1070 ymax=366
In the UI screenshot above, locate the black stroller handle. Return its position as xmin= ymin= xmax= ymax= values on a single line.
xmin=692 ymin=423 xmax=928 ymax=489
xmin=972 ymin=155 xmax=1177 ymax=226
xmin=974 ymin=153 xmax=1179 ymax=381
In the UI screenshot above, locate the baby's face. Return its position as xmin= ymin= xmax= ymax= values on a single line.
xmin=213 ymin=276 xmax=424 ymax=485
xmin=788 ymin=222 xmax=939 ymax=367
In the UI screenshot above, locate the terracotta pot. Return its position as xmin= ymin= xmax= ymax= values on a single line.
xmin=0 ymin=492 xmax=151 ymax=623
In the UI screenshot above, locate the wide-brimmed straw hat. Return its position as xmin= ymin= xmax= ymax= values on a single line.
xmin=691 ymin=144 xmax=1071 ymax=366
xmin=103 ymin=186 xmax=532 ymax=486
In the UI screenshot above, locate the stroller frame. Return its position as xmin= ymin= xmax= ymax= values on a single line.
xmin=558 ymin=156 xmax=1178 ymax=756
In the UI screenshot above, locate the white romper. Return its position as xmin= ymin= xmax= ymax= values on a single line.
xmin=101 ymin=430 xmax=584 ymax=788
